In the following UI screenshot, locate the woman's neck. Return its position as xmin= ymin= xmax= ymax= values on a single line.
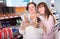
xmin=39 ymin=14 xmax=48 ymax=20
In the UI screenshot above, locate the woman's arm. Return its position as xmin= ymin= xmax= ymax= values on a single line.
xmin=19 ymin=20 xmax=25 ymax=35
xmin=40 ymin=15 xmax=54 ymax=34
xmin=19 ymin=20 xmax=30 ymax=35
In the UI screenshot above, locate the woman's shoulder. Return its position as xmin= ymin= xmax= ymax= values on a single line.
xmin=49 ymin=15 xmax=53 ymax=19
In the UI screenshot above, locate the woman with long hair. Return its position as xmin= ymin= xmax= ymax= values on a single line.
xmin=37 ymin=2 xmax=55 ymax=39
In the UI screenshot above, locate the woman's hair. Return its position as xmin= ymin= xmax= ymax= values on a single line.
xmin=26 ymin=2 xmax=36 ymax=11
xmin=37 ymin=2 xmax=55 ymax=24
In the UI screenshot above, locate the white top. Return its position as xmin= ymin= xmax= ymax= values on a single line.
xmin=19 ymin=26 xmax=43 ymax=39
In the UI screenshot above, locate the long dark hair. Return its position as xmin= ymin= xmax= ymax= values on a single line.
xmin=37 ymin=2 xmax=55 ymax=24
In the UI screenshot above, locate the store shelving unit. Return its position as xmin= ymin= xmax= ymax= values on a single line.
xmin=0 ymin=13 xmax=23 ymax=39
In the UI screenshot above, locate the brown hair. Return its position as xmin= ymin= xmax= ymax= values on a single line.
xmin=37 ymin=2 xmax=55 ymax=24
xmin=26 ymin=2 xmax=36 ymax=11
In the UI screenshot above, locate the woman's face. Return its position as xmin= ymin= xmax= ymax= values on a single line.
xmin=28 ymin=4 xmax=36 ymax=14
xmin=38 ymin=6 xmax=45 ymax=15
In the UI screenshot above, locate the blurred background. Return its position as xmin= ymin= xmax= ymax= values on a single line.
xmin=0 ymin=0 xmax=60 ymax=39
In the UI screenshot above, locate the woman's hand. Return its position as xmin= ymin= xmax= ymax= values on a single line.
xmin=24 ymin=14 xmax=29 ymax=23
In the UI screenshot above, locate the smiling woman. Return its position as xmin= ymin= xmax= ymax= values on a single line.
xmin=37 ymin=2 xmax=55 ymax=39
xmin=19 ymin=2 xmax=44 ymax=39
